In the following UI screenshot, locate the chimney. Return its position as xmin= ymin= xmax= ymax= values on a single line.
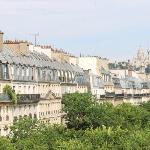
xmin=128 ymin=64 xmax=133 ymax=77
xmin=19 ymin=41 xmax=29 ymax=54
xmin=0 ymin=31 xmax=4 ymax=51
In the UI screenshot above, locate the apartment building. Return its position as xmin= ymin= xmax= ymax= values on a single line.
xmin=0 ymin=32 xmax=88 ymax=136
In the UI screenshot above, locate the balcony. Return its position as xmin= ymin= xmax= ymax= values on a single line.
xmin=115 ymin=94 xmax=124 ymax=98
xmin=133 ymin=94 xmax=142 ymax=98
xmin=17 ymin=94 xmax=40 ymax=104
xmin=105 ymin=92 xmax=115 ymax=98
xmin=124 ymin=94 xmax=132 ymax=98
xmin=141 ymin=93 xmax=150 ymax=97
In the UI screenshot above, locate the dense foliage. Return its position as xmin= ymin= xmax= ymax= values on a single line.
xmin=2 ymin=92 xmax=150 ymax=149
xmin=3 ymin=85 xmax=17 ymax=104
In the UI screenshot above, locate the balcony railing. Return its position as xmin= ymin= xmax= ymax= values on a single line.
xmin=105 ymin=92 xmax=115 ymax=98
xmin=104 ymin=93 xmax=144 ymax=99
xmin=115 ymin=94 xmax=125 ymax=98
xmin=17 ymin=94 xmax=40 ymax=104
xmin=133 ymin=94 xmax=142 ymax=98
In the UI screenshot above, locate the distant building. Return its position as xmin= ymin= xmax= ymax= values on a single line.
xmin=78 ymin=56 xmax=109 ymax=76
xmin=78 ymin=56 xmax=112 ymax=97
xmin=132 ymin=48 xmax=150 ymax=72
xmin=84 ymin=70 xmax=105 ymax=99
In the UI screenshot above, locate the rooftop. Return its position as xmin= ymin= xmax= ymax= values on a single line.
xmin=0 ymin=46 xmax=84 ymax=73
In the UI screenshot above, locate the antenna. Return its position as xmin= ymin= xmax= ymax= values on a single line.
xmin=31 ymin=33 xmax=39 ymax=46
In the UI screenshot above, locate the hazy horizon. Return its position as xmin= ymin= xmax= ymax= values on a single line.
xmin=1 ymin=0 xmax=150 ymax=61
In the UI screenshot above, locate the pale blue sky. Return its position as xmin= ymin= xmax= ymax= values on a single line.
xmin=0 ymin=0 xmax=150 ymax=60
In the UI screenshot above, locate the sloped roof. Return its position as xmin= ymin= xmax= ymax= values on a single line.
xmin=0 ymin=46 xmax=84 ymax=74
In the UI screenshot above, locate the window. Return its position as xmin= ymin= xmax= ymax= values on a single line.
xmin=34 ymin=114 xmax=37 ymax=119
xmin=19 ymin=115 xmax=22 ymax=119
xmin=28 ymin=86 xmax=30 ymax=93
xmin=22 ymin=67 xmax=25 ymax=76
xmin=13 ymin=86 xmax=15 ymax=91
xmin=6 ymin=106 xmax=8 ymax=113
xmin=13 ymin=116 xmax=17 ymax=122
xmin=4 ymin=125 xmax=8 ymax=131
xmin=6 ymin=115 xmax=9 ymax=121
xmin=29 ymin=113 xmax=32 ymax=118
xmin=26 ymin=67 xmax=29 ymax=76
xmin=42 ymin=70 xmax=46 ymax=80
xmin=3 ymin=64 xmax=7 ymax=79
xmin=18 ymin=86 xmax=21 ymax=93
xmin=33 ymin=86 xmax=35 ymax=94
xmin=32 ymin=68 xmax=34 ymax=80
xmin=24 ymin=86 xmax=26 ymax=94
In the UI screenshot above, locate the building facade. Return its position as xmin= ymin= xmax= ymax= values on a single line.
xmin=0 ymin=32 xmax=88 ymax=136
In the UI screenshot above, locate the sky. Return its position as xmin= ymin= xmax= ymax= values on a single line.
xmin=0 ymin=0 xmax=150 ymax=60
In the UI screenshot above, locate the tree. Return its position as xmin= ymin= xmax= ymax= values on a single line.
xmin=15 ymin=138 xmax=48 ymax=150
xmin=82 ymin=125 xmax=150 ymax=149
xmin=0 ymin=137 xmax=15 ymax=150
xmin=87 ymin=102 xmax=116 ymax=129
xmin=114 ymin=103 xmax=150 ymax=129
xmin=55 ymin=139 xmax=92 ymax=150
xmin=9 ymin=117 xmax=38 ymax=142
xmin=62 ymin=92 xmax=95 ymax=130
xmin=140 ymin=101 xmax=150 ymax=112
xmin=62 ymin=92 xmax=117 ymax=129
xmin=5 ymin=94 xmax=150 ymax=149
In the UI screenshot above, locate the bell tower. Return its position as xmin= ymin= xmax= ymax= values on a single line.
xmin=137 ymin=47 xmax=144 ymax=61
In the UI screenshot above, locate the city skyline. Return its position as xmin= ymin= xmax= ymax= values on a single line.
xmin=1 ymin=0 xmax=150 ymax=60
xmin=1 ymin=1 xmax=150 ymax=141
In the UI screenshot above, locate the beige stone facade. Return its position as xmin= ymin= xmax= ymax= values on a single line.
xmin=78 ymin=56 xmax=109 ymax=76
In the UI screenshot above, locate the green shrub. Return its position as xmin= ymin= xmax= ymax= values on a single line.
xmin=3 ymin=85 xmax=17 ymax=104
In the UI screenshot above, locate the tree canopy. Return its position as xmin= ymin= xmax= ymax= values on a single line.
xmin=2 ymin=93 xmax=150 ymax=149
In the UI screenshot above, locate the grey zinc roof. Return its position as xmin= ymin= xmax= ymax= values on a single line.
xmin=0 ymin=53 xmax=7 ymax=63
xmin=124 ymin=77 xmax=142 ymax=89
xmin=63 ymin=62 xmax=73 ymax=71
xmin=52 ymin=60 xmax=62 ymax=70
xmin=120 ymin=79 xmax=130 ymax=89
xmin=3 ymin=54 xmax=13 ymax=64
xmin=71 ymin=64 xmax=84 ymax=74
xmin=0 ymin=47 xmax=85 ymax=73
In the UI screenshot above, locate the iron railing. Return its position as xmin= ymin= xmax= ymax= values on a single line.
xmin=17 ymin=94 xmax=40 ymax=104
